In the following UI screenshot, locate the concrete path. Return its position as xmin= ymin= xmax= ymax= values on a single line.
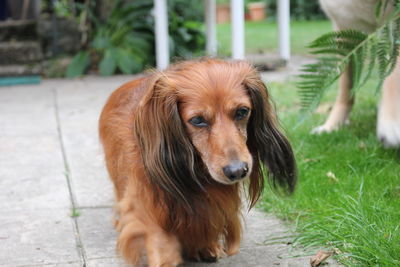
xmin=0 ymin=75 xmax=335 ymax=267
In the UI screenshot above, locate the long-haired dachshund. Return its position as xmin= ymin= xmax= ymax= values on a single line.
xmin=99 ymin=59 xmax=297 ymax=266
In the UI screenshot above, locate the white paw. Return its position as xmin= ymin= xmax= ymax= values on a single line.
xmin=311 ymin=125 xmax=336 ymax=134
xmin=311 ymin=119 xmax=350 ymax=134
xmin=377 ymin=118 xmax=400 ymax=148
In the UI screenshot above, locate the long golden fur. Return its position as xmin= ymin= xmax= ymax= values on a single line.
xmin=99 ymin=59 xmax=297 ymax=266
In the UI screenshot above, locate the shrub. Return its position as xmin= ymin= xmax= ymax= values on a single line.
xmin=265 ymin=0 xmax=326 ymax=21
xmin=66 ymin=0 xmax=205 ymax=77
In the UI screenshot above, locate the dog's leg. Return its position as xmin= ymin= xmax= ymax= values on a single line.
xmin=116 ymin=201 xmax=182 ymax=266
xmin=193 ymin=242 xmax=224 ymax=263
xmin=312 ymin=65 xmax=355 ymax=134
xmin=146 ymin=230 xmax=182 ymax=267
xmin=117 ymin=214 xmax=182 ymax=267
xmin=225 ymin=215 xmax=242 ymax=256
xmin=117 ymin=215 xmax=146 ymax=264
xmin=377 ymin=57 xmax=400 ymax=147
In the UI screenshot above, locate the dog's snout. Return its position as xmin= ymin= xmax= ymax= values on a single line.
xmin=222 ymin=161 xmax=249 ymax=181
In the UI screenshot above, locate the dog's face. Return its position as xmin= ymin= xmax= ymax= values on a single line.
xmin=135 ymin=59 xmax=296 ymax=208
xmin=179 ymin=79 xmax=253 ymax=185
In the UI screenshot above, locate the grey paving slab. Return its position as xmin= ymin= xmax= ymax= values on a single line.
xmin=241 ymin=209 xmax=292 ymax=248
xmin=0 ymin=85 xmax=71 ymax=211
xmin=86 ymin=258 xmax=127 ymax=267
xmin=55 ymin=77 xmax=137 ymax=208
xmin=11 ymin=262 xmax=82 ymax=267
xmin=0 ymin=135 xmax=71 ymax=211
xmin=0 ymin=208 xmax=81 ymax=266
xmin=77 ymin=208 xmax=117 ymax=260
xmin=0 ymin=85 xmax=57 ymax=137
xmin=0 ymin=83 xmax=82 ymax=266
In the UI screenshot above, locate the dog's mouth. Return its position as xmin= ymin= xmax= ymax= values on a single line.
xmin=216 ymin=174 xmax=250 ymax=185
xmin=220 ymin=175 xmax=249 ymax=185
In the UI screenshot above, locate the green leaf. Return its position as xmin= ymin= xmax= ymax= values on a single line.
xmin=66 ymin=51 xmax=90 ymax=78
xmin=126 ymin=35 xmax=152 ymax=58
xmin=177 ymin=27 xmax=192 ymax=42
xmin=115 ymin=48 xmax=142 ymax=74
xmin=92 ymin=34 xmax=111 ymax=50
xmin=297 ymin=4 xmax=400 ymax=113
xmin=99 ymin=49 xmax=117 ymax=76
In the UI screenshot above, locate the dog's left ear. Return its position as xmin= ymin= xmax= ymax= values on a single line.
xmin=133 ymin=73 xmax=206 ymax=212
xmin=243 ymin=69 xmax=297 ymax=205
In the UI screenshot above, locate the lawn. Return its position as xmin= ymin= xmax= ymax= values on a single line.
xmin=217 ymin=20 xmax=332 ymax=56
xmin=261 ymin=77 xmax=400 ymax=266
xmin=218 ymin=19 xmax=400 ymax=266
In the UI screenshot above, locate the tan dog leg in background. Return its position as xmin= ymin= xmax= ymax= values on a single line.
xmin=315 ymin=0 xmax=378 ymax=134
xmin=312 ymin=66 xmax=355 ymax=133
xmin=377 ymin=57 xmax=400 ymax=147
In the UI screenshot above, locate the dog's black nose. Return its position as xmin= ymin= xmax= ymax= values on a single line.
xmin=222 ymin=161 xmax=249 ymax=181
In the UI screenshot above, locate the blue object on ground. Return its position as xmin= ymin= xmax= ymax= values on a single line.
xmin=0 ymin=76 xmax=41 ymax=86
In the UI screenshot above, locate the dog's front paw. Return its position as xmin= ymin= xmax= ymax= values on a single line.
xmin=196 ymin=244 xmax=226 ymax=262
xmin=377 ymin=117 xmax=400 ymax=148
xmin=311 ymin=124 xmax=339 ymax=134
xmin=226 ymin=242 xmax=240 ymax=256
xmin=311 ymin=124 xmax=335 ymax=134
xmin=311 ymin=119 xmax=350 ymax=134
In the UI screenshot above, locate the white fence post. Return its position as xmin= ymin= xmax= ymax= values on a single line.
xmin=205 ymin=0 xmax=217 ymax=56
xmin=278 ymin=0 xmax=290 ymax=61
xmin=154 ymin=0 xmax=170 ymax=69
xmin=231 ymin=0 xmax=245 ymax=59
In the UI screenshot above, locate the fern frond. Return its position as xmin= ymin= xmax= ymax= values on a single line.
xmin=297 ymin=1 xmax=400 ymax=113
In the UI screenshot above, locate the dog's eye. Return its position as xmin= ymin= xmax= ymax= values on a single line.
xmin=189 ymin=116 xmax=208 ymax=127
xmin=235 ymin=107 xmax=250 ymax=120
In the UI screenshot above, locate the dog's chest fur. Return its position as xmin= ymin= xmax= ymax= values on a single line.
xmin=319 ymin=0 xmax=393 ymax=32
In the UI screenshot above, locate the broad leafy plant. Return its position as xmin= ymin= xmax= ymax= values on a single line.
xmin=168 ymin=0 xmax=205 ymax=59
xmin=298 ymin=0 xmax=400 ymax=112
xmin=266 ymin=0 xmax=326 ymax=20
xmin=66 ymin=0 xmax=153 ymax=77
xmin=66 ymin=0 xmax=205 ymax=77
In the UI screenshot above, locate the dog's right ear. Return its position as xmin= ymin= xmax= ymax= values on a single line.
xmin=133 ymin=73 xmax=206 ymax=211
xmin=242 ymin=66 xmax=297 ymax=203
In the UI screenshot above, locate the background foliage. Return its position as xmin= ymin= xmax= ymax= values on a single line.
xmin=66 ymin=0 xmax=205 ymax=77
xmin=298 ymin=0 xmax=400 ymax=113
xmin=265 ymin=0 xmax=326 ymax=20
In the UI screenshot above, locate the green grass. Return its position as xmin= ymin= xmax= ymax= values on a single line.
xmin=261 ymin=78 xmax=400 ymax=266
xmin=71 ymin=208 xmax=81 ymax=218
xmin=217 ymin=20 xmax=332 ymax=56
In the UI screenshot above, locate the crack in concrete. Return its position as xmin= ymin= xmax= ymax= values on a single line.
xmin=53 ymin=87 xmax=87 ymax=266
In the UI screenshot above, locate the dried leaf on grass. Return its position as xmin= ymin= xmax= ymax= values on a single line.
xmin=310 ymin=250 xmax=333 ymax=267
xmin=303 ymin=158 xmax=319 ymax=163
xmin=326 ymin=171 xmax=339 ymax=183
xmin=359 ymin=141 xmax=366 ymax=149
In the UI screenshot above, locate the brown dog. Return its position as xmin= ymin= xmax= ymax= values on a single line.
xmin=99 ymin=59 xmax=296 ymax=266
xmin=316 ymin=0 xmax=400 ymax=147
